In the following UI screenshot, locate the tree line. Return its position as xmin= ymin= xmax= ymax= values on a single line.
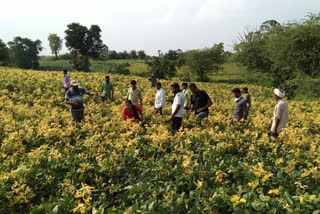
xmin=233 ymin=13 xmax=320 ymax=98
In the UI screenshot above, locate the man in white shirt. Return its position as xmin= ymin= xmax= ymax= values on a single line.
xmin=170 ymin=83 xmax=185 ymax=134
xmin=270 ymin=88 xmax=288 ymax=138
xmin=154 ymin=82 xmax=165 ymax=115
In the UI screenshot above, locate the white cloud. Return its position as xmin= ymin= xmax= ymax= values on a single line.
xmin=193 ymin=0 xmax=249 ymax=22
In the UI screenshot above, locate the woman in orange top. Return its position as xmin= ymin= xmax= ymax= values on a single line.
xmin=122 ymin=100 xmax=143 ymax=122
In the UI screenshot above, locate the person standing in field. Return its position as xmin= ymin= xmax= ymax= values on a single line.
xmin=126 ymin=80 xmax=143 ymax=108
xmin=243 ymin=87 xmax=251 ymax=110
xmin=62 ymin=70 xmax=70 ymax=93
xmin=148 ymin=74 xmax=156 ymax=88
xmin=182 ymin=83 xmax=191 ymax=111
xmin=189 ymin=83 xmax=212 ymax=124
xmin=229 ymin=88 xmax=248 ymax=125
xmin=170 ymin=83 xmax=185 ymax=134
xmin=154 ymin=82 xmax=165 ymax=115
xmin=99 ymin=75 xmax=114 ymax=102
xmin=270 ymin=88 xmax=288 ymax=138
xmin=123 ymin=99 xmax=143 ymax=122
xmin=65 ymin=80 xmax=98 ymax=123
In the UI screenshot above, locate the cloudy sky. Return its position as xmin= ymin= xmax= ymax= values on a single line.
xmin=1 ymin=0 xmax=319 ymax=56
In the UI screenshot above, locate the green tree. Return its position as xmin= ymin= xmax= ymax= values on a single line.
xmin=129 ymin=50 xmax=138 ymax=59
xmin=64 ymin=23 xmax=106 ymax=72
xmin=118 ymin=51 xmax=130 ymax=59
xmin=164 ymin=49 xmax=183 ymax=60
xmin=8 ymin=37 xmax=42 ymax=69
xmin=181 ymin=43 xmax=226 ymax=81
xmin=0 ymin=39 xmax=9 ymax=65
xmin=107 ymin=50 xmax=120 ymax=60
xmin=137 ymin=50 xmax=147 ymax=59
xmin=48 ymin=34 xmax=63 ymax=60
xmin=146 ymin=57 xmax=176 ymax=79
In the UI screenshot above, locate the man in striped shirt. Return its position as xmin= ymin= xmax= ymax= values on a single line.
xmin=65 ymin=80 xmax=98 ymax=123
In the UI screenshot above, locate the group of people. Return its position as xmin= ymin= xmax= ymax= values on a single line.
xmin=62 ymin=70 xmax=288 ymax=137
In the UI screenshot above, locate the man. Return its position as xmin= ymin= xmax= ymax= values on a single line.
xmin=62 ymin=70 xmax=70 ymax=93
xmin=189 ymin=83 xmax=213 ymax=124
xmin=100 ymin=75 xmax=114 ymax=102
xmin=243 ymin=87 xmax=251 ymax=110
xmin=270 ymin=88 xmax=288 ymax=138
xmin=229 ymin=88 xmax=248 ymax=125
xmin=148 ymin=74 xmax=156 ymax=88
xmin=170 ymin=83 xmax=185 ymax=134
xmin=65 ymin=80 xmax=97 ymax=122
xmin=126 ymin=80 xmax=143 ymax=108
xmin=154 ymin=82 xmax=165 ymax=115
xmin=182 ymin=83 xmax=191 ymax=111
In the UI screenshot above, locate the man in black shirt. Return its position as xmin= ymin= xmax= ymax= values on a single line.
xmin=189 ymin=83 xmax=213 ymax=124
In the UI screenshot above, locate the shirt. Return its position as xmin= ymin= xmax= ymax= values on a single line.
xmin=232 ymin=96 xmax=248 ymax=120
xmin=244 ymin=93 xmax=251 ymax=105
xmin=65 ymin=88 xmax=89 ymax=111
xmin=271 ymin=99 xmax=288 ymax=133
xmin=101 ymin=82 xmax=114 ymax=98
xmin=155 ymin=88 xmax=165 ymax=108
xmin=191 ymin=90 xmax=211 ymax=115
xmin=62 ymin=74 xmax=70 ymax=88
xmin=183 ymin=89 xmax=191 ymax=108
xmin=123 ymin=104 xmax=142 ymax=122
xmin=172 ymin=92 xmax=185 ymax=118
xmin=127 ymin=87 xmax=142 ymax=104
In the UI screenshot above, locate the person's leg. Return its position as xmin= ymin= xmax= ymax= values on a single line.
xmin=159 ymin=107 xmax=162 ymax=115
xmin=78 ymin=109 xmax=84 ymax=122
xmin=195 ymin=111 xmax=208 ymax=125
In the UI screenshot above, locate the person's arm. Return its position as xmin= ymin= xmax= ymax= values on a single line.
xmin=139 ymin=90 xmax=143 ymax=108
xmin=112 ymin=89 xmax=114 ymax=100
xmin=272 ymin=104 xmax=282 ymax=134
xmin=100 ymin=88 xmax=103 ymax=97
xmin=87 ymin=92 xmax=98 ymax=96
xmin=160 ymin=90 xmax=165 ymax=108
xmin=64 ymin=92 xmax=77 ymax=105
xmin=197 ymin=99 xmax=213 ymax=113
xmin=171 ymin=104 xmax=181 ymax=120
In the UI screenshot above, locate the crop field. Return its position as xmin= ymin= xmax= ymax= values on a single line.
xmin=1 ymin=67 xmax=320 ymax=213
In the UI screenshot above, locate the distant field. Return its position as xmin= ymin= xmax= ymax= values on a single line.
xmin=39 ymin=59 xmax=150 ymax=77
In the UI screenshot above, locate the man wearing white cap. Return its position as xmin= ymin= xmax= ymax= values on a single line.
xmin=65 ymin=80 xmax=98 ymax=122
xmin=270 ymin=88 xmax=288 ymax=138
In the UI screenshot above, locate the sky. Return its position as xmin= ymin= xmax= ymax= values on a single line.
xmin=1 ymin=0 xmax=319 ymax=56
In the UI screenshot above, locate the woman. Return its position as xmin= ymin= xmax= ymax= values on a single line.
xmin=122 ymin=100 xmax=143 ymax=122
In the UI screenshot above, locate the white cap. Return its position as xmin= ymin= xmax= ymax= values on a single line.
xmin=274 ymin=88 xmax=285 ymax=98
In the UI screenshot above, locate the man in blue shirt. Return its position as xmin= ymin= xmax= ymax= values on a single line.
xmin=65 ymin=80 xmax=97 ymax=122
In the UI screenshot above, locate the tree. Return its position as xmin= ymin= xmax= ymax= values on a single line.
xmin=8 ymin=37 xmax=42 ymax=69
xmin=65 ymin=23 xmax=106 ymax=71
xmin=118 ymin=51 xmax=129 ymax=59
xmin=48 ymin=34 xmax=63 ymax=60
xmin=146 ymin=57 xmax=176 ymax=79
xmin=181 ymin=43 xmax=226 ymax=81
xmin=0 ymin=39 xmax=9 ymax=65
xmin=107 ymin=50 xmax=120 ymax=60
xmin=129 ymin=50 xmax=138 ymax=59
xmin=137 ymin=50 xmax=147 ymax=59
xmin=164 ymin=49 xmax=183 ymax=60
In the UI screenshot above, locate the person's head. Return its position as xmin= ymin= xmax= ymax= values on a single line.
xmin=125 ymin=99 xmax=133 ymax=109
xmin=63 ymin=70 xmax=68 ymax=74
xmin=156 ymin=82 xmax=162 ymax=90
xmin=151 ymin=74 xmax=155 ymax=77
xmin=273 ymin=88 xmax=285 ymax=101
xmin=70 ymin=80 xmax=79 ymax=89
xmin=105 ymin=75 xmax=110 ymax=83
xmin=182 ymin=83 xmax=188 ymax=90
xmin=189 ymin=83 xmax=198 ymax=94
xmin=243 ymin=87 xmax=248 ymax=94
xmin=232 ymin=88 xmax=241 ymax=98
xmin=170 ymin=83 xmax=180 ymax=94
xmin=130 ymin=80 xmax=136 ymax=87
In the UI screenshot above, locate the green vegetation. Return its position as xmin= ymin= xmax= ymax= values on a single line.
xmin=233 ymin=14 xmax=320 ymax=98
